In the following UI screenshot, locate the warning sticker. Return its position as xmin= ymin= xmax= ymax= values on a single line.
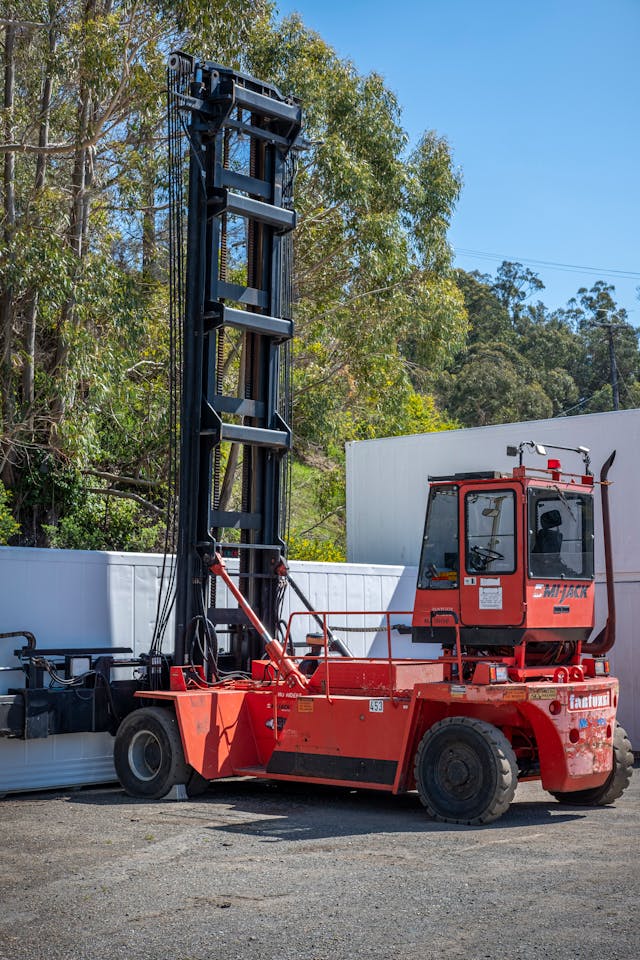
xmin=502 ymin=688 xmax=527 ymax=702
xmin=479 ymin=586 xmax=502 ymax=610
xmin=529 ymin=687 xmax=556 ymax=700
xmin=297 ymin=698 xmax=314 ymax=713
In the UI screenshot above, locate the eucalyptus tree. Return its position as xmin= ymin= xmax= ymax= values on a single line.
xmin=0 ymin=0 xmax=267 ymax=540
xmin=248 ymin=16 xmax=467 ymax=450
xmin=1 ymin=4 xmax=466 ymax=547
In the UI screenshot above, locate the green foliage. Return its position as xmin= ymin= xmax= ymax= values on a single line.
xmin=44 ymin=494 xmax=164 ymax=553
xmin=439 ymin=267 xmax=640 ymax=426
xmin=5 ymin=6 xmax=633 ymax=563
xmin=1 ymin=3 xmax=464 ymax=555
xmin=446 ymin=343 xmax=552 ymax=427
xmin=287 ymin=460 xmax=345 ymax=558
xmin=249 ymin=16 xmax=467 ymax=453
xmin=286 ymin=531 xmax=345 ymax=563
xmin=455 ymin=270 xmax=512 ymax=347
xmin=0 ymin=481 xmax=20 ymax=544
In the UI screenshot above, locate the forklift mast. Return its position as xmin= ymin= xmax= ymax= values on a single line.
xmin=167 ymin=55 xmax=303 ymax=672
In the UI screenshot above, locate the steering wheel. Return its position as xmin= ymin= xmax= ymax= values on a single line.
xmin=472 ymin=546 xmax=503 ymax=561
xmin=469 ymin=545 xmax=504 ymax=570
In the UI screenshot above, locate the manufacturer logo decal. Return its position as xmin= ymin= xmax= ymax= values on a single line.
xmin=568 ymin=692 xmax=611 ymax=710
xmin=532 ymin=583 xmax=590 ymax=601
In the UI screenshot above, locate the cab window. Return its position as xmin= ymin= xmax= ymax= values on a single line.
xmin=528 ymin=489 xmax=594 ymax=580
xmin=418 ymin=486 xmax=458 ymax=589
xmin=465 ymin=490 xmax=516 ymax=574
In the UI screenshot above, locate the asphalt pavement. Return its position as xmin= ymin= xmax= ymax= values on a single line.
xmin=1 ymin=770 xmax=638 ymax=960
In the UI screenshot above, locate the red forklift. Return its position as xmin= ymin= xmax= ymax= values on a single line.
xmin=111 ymin=57 xmax=631 ymax=824
xmin=1 ymin=57 xmax=633 ymax=823
xmin=113 ymin=441 xmax=633 ymax=824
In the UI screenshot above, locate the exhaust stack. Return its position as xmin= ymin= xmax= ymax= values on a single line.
xmin=583 ymin=450 xmax=616 ymax=656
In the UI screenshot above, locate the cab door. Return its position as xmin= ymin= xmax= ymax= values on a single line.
xmin=459 ymin=483 xmax=525 ymax=628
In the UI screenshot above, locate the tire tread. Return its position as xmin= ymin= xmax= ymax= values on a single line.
xmin=414 ymin=716 xmax=518 ymax=826
xmin=551 ymin=723 xmax=633 ymax=807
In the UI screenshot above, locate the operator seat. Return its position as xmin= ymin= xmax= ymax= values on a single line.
xmin=532 ymin=509 xmax=563 ymax=575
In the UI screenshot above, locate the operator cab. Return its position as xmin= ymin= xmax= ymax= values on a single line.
xmin=412 ymin=443 xmax=596 ymax=661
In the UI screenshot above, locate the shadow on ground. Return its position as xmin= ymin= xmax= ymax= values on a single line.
xmin=23 ymin=776 xmax=591 ymax=838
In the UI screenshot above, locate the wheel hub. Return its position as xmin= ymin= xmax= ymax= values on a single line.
xmin=437 ymin=745 xmax=481 ymax=800
xmin=128 ymin=730 xmax=162 ymax=782
xmin=446 ymin=757 xmax=469 ymax=786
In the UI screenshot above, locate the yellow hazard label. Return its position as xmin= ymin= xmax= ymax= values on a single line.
xmin=529 ymin=687 xmax=556 ymax=700
xmin=297 ymin=698 xmax=314 ymax=713
xmin=502 ymin=688 xmax=527 ymax=702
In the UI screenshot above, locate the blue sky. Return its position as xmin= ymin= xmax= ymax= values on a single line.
xmin=276 ymin=0 xmax=640 ymax=321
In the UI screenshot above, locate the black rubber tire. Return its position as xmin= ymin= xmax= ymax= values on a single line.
xmin=551 ymin=723 xmax=634 ymax=806
xmin=114 ymin=706 xmax=191 ymax=799
xmin=415 ymin=717 xmax=518 ymax=825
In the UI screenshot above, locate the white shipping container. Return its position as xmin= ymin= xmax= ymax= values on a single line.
xmin=0 ymin=548 xmax=421 ymax=794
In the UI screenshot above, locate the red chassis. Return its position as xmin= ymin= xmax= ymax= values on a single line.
xmin=138 ymin=659 xmax=618 ymax=798
xmin=123 ymin=551 xmax=625 ymax=825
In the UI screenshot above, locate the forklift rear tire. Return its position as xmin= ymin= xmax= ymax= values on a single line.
xmin=115 ymin=706 xmax=196 ymax=799
xmin=415 ymin=717 xmax=518 ymax=825
xmin=550 ymin=723 xmax=633 ymax=806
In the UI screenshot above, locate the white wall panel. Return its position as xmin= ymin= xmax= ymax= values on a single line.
xmin=346 ymin=410 xmax=639 ymax=746
xmin=346 ymin=408 xmax=639 ymax=572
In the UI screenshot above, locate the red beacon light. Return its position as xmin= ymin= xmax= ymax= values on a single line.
xmin=547 ymin=458 xmax=561 ymax=471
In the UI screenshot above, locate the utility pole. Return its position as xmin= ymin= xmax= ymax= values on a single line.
xmin=606 ymin=323 xmax=620 ymax=411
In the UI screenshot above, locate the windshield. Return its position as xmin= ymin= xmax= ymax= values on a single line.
xmin=528 ymin=488 xmax=594 ymax=580
xmin=418 ymin=486 xmax=459 ymax=590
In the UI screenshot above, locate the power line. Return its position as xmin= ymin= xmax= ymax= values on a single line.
xmin=454 ymin=247 xmax=640 ymax=281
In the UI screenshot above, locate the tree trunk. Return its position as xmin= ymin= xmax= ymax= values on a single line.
xmin=0 ymin=20 xmax=16 ymax=483
xmin=218 ymin=338 xmax=247 ymax=511
xmin=50 ymin=1 xmax=97 ymax=436
xmin=141 ymin=120 xmax=159 ymax=278
xmin=22 ymin=9 xmax=56 ymax=428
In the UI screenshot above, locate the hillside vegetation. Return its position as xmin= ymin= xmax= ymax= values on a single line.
xmin=1 ymin=3 xmax=637 ymax=556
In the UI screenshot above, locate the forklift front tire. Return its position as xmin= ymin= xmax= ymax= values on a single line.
xmin=415 ymin=717 xmax=518 ymax=825
xmin=114 ymin=706 xmax=193 ymax=799
xmin=550 ymin=722 xmax=633 ymax=807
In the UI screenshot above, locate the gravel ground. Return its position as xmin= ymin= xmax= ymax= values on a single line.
xmin=1 ymin=769 xmax=638 ymax=960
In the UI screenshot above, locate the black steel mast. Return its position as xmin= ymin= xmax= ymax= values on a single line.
xmin=168 ymin=55 xmax=302 ymax=672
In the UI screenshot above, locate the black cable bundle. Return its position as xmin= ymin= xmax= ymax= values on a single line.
xmin=147 ymin=63 xmax=189 ymax=680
